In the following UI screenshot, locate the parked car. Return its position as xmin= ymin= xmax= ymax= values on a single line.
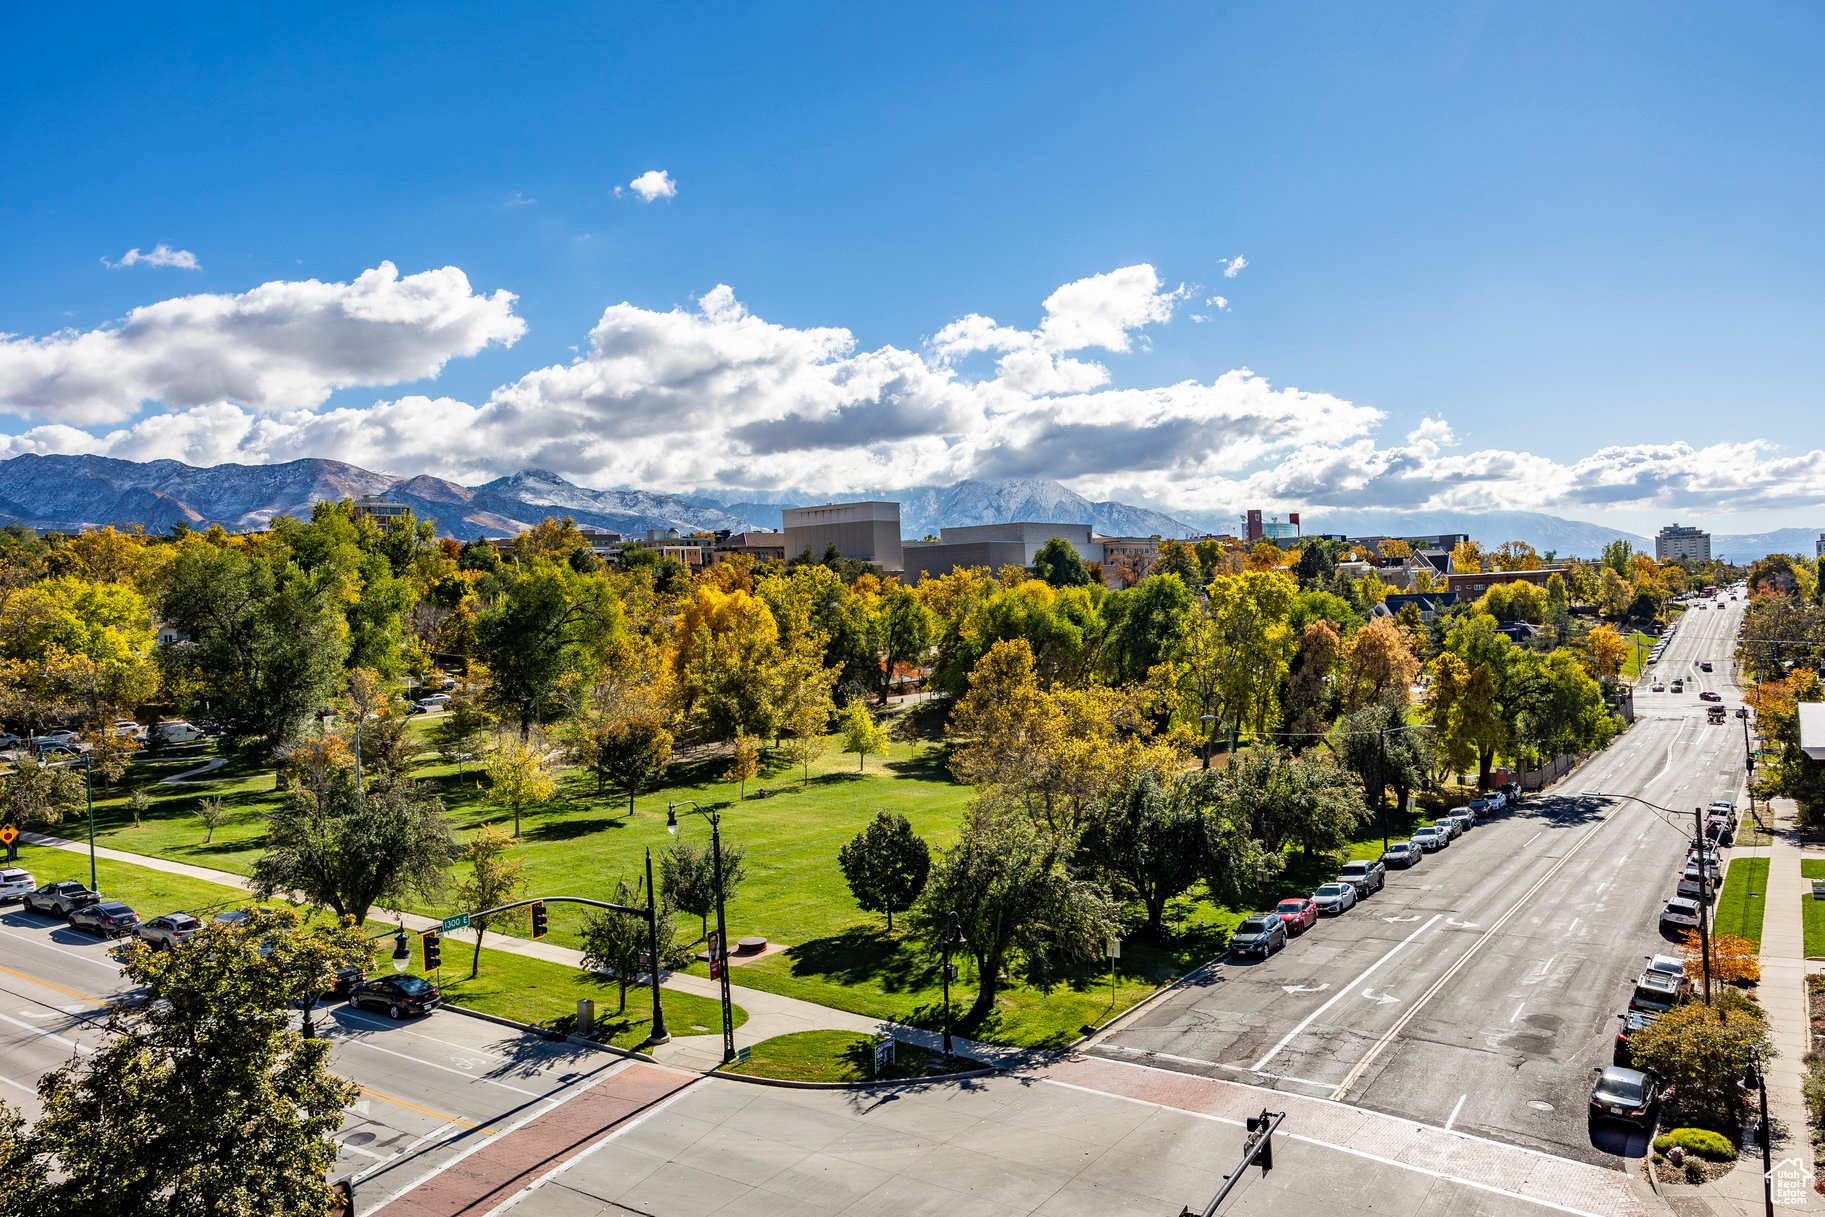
xmin=1486 ymin=790 xmax=1509 ymax=811
xmin=68 ymin=901 xmax=140 ymax=938
xmin=0 ymin=867 xmax=37 ymax=902
xmin=1589 ymin=1066 xmax=1659 ymax=1127
xmin=1338 ymin=859 xmax=1387 ymax=896
xmin=1274 ymin=897 xmax=1318 ymax=933
xmin=1434 ymin=816 xmax=1463 ymax=840
xmin=1444 ymin=811 xmax=1475 ymax=836
xmin=1707 ymin=800 xmax=1738 ymax=827
xmin=1466 ymin=798 xmax=1490 ymax=818
xmin=347 ymin=973 xmax=442 ymax=1019
xmin=137 ymin=912 xmax=203 ymax=950
xmin=1230 ymin=913 xmax=1288 ymax=958
xmin=0 ymin=731 xmax=19 ymax=749
xmin=112 ymin=719 xmax=145 ymax=739
xmin=1312 ymin=882 xmax=1358 ymax=914
xmin=1413 ymin=825 xmax=1449 ymax=852
xmin=1613 ymin=1011 xmax=1660 ymax=1066
xmin=1629 ymin=968 xmax=1689 ymax=1014
xmin=413 ymin=694 xmax=452 ymax=712
xmin=152 ymin=721 xmax=208 ymax=745
xmin=1676 ymin=867 xmax=1718 ymax=902
xmin=1645 ymin=954 xmax=1686 ymax=982
xmin=213 ymin=907 xmax=276 ymax=930
xmin=1659 ymin=897 xmax=1702 ymax=930
xmin=1383 ymin=841 xmax=1422 ymax=868
xmin=23 ymin=880 xmax=101 ymax=918
xmin=34 ymin=730 xmax=79 ymax=746
xmin=1684 ymin=850 xmax=1721 ymax=878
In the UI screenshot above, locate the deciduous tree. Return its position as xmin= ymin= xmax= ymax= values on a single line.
xmin=839 ymin=700 xmax=889 ymax=772
xmin=252 ymin=771 xmax=452 ymax=924
xmin=454 ymin=823 xmax=527 ymax=978
xmin=660 ymin=837 xmax=748 ymax=941
xmin=1077 ymin=770 xmax=1210 ymax=934
xmin=482 ymin=737 xmax=560 ymax=837
xmin=1627 ymin=993 xmax=1771 ymax=1108
xmin=838 ymin=811 xmax=931 ymax=931
xmin=724 ymin=731 xmax=760 ymax=798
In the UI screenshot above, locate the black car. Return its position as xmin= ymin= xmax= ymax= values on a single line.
xmin=328 ymin=964 xmax=367 ymax=999
xmin=1614 ymin=1010 xmax=1660 ymax=1065
xmin=68 ymin=901 xmax=141 ymax=939
xmin=347 ymin=973 xmax=442 ymax=1019
xmin=1229 ymin=913 xmax=1288 ymax=958
xmin=1589 ymin=1066 xmax=1658 ymax=1127
xmin=23 ymin=881 xmax=101 ymax=918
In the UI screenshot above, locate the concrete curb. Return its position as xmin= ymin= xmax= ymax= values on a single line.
xmin=709 ymin=1066 xmax=1002 ymax=1090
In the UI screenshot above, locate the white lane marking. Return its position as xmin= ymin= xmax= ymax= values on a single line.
xmin=1362 ymin=989 xmax=1400 ymax=1005
xmin=335 ymin=1139 xmax=391 ymax=1161
xmin=333 ymin=1006 xmax=521 ymax=1063
xmin=326 ymin=1032 xmax=541 ymax=1097
xmin=1250 ymin=913 xmax=1443 ymax=1072
xmin=1566 ymin=918 xmax=1580 ymax=934
xmin=1523 ymin=833 xmax=1541 ymax=848
xmin=350 ymin=1120 xmax=461 ymax=1184
xmin=1281 ymin=983 xmax=1329 ymax=995
xmin=1538 ymin=956 xmax=1556 ymax=974
xmin=1035 ymin=1073 xmax=1625 ymax=1217
xmin=1510 ymin=1003 xmax=1524 ymax=1023
xmin=15 ymin=1009 xmax=54 ymax=1019
xmin=1445 ymin=1093 xmax=1467 ymax=1131
xmin=0 ymin=1010 xmax=91 ymax=1054
xmin=364 ymin=1059 xmax=632 ymax=1211
xmin=1444 ymin=918 xmax=1479 ymax=928
xmin=0 ymin=926 xmax=130 ymax=972
xmin=1106 ymin=1044 xmax=1334 ymax=1091
xmin=475 ymin=1079 xmax=705 ymax=1217
xmin=0 ymin=1071 xmax=37 ymax=1097
xmin=1382 ymin=915 xmax=1421 ymax=924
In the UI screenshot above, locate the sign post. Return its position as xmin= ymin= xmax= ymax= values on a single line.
xmin=440 ymin=912 xmax=470 ymax=934
xmin=873 ymin=1038 xmax=894 ymax=1077
xmin=1106 ymin=935 xmax=1121 ymax=1006
xmin=707 ymin=930 xmax=723 ymax=981
xmin=0 ymin=822 xmax=17 ymax=864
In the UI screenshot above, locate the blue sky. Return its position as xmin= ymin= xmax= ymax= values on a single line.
xmin=4 ymin=2 xmax=1822 ymax=533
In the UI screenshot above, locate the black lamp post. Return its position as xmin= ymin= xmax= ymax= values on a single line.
xmin=1199 ymin=714 xmax=1216 ymax=770
xmin=391 ymin=925 xmax=411 ymax=973
xmin=80 ymin=750 xmax=95 ymax=893
xmin=667 ymin=800 xmax=735 ymax=1065
xmin=1741 ymin=1055 xmax=1773 ymax=1217
xmin=940 ymin=911 xmax=966 ymax=1058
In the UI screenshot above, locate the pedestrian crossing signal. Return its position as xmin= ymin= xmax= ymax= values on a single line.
xmin=421 ymin=929 xmax=441 ymax=971
xmin=530 ymin=900 xmax=547 ymax=940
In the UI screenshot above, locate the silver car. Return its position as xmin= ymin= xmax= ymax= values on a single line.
xmin=0 ymin=867 xmax=35 ymax=903
xmin=137 ymin=912 xmax=204 ymax=950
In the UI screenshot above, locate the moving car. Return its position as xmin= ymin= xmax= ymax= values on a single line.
xmin=1338 ymin=859 xmax=1387 ymax=896
xmin=1650 ymin=682 xmax=1665 ymax=692
xmin=1664 ymin=894 xmax=1700 ymax=934
xmin=347 ymin=973 xmax=442 ymax=1019
xmin=1629 ymin=969 xmax=1689 ymax=1014
xmin=1383 ymin=841 xmax=1421 ymax=868
xmin=1413 ymin=825 xmax=1449 ymax=852
xmin=1699 ymin=661 xmax=1714 ymax=672
xmin=1230 ymin=913 xmax=1288 ymax=958
xmin=1275 ymin=897 xmax=1318 ymax=933
xmin=1589 ymin=1066 xmax=1659 ymax=1127
xmin=23 ymin=880 xmax=101 ymax=918
xmin=0 ymin=868 xmax=36 ymax=902
xmin=68 ymin=901 xmax=140 ymax=939
xmin=1313 ymin=882 xmax=1358 ymax=914
xmin=137 ymin=913 xmax=203 ymax=950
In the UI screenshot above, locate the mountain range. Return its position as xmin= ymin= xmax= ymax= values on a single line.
xmin=0 ymin=453 xmax=1816 ymax=561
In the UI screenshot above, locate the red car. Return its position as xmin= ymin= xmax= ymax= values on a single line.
xmin=1274 ymin=897 xmax=1318 ymax=934
xmin=1699 ymin=691 xmax=1722 ymax=702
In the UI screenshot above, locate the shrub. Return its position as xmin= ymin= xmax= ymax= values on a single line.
xmin=1803 ymin=1053 xmax=1825 ymax=1126
xmin=1653 ymin=1128 xmax=1737 ymax=1162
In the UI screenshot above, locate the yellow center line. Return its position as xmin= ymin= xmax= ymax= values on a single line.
xmin=356 ymin=1086 xmax=496 ymax=1133
xmin=0 ymin=962 xmax=110 ymax=1008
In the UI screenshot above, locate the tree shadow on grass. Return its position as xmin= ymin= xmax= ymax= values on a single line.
xmin=883 ymin=746 xmax=960 ymax=784
xmin=780 ymin=927 xmax=939 ymax=994
xmin=524 ymin=812 xmax=630 ymax=843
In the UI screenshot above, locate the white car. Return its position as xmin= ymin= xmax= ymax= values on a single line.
xmin=1413 ymin=825 xmax=1449 ymax=852
xmin=1312 ymin=882 xmax=1358 ymax=914
xmin=413 ymin=694 xmax=452 ymax=712
xmin=1660 ymin=897 xmax=1701 ymax=929
xmin=1707 ymin=800 xmax=1737 ymax=827
xmin=112 ymin=719 xmax=146 ymax=739
xmin=1676 ymin=868 xmax=1717 ymax=902
xmin=35 ymin=730 xmax=79 ymax=746
xmin=1645 ymin=953 xmax=1687 ymax=981
xmin=0 ymin=868 xmax=36 ymax=902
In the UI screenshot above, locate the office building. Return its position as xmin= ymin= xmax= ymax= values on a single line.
xmin=1445 ymin=567 xmax=1568 ymax=597
xmin=1244 ymin=510 xmax=1301 ymax=542
xmin=781 ymin=501 xmax=902 ymax=571
xmin=902 ymin=523 xmax=1100 ymax=583
xmin=1816 ymin=533 xmax=1824 ymax=559
xmin=714 ymin=531 xmax=788 ymax=563
xmin=352 ymin=494 xmax=410 ymax=525
xmin=1655 ymin=524 xmax=1711 ymax=563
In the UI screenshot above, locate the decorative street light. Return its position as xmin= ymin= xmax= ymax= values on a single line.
xmin=940 ymin=911 xmax=967 ymax=1059
xmin=667 ymin=800 xmax=736 ymax=1064
xmin=1198 ymin=715 xmax=1217 ymax=770
xmin=1740 ymin=1053 xmax=1773 ymax=1217
xmin=391 ymin=924 xmax=412 ymax=973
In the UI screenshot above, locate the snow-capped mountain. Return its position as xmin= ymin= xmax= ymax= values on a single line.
xmin=690 ymin=478 xmax=1197 ymax=538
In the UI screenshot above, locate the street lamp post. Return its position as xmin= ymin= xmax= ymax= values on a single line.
xmin=668 ymin=800 xmax=735 ymax=1064
xmin=80 ymin=751 xmax=95 ymax=893
xmin=940 ymin=911 xmax=966 ymax=1059
xmin=1741 ymin=1055 xmax=1774 ymax=1217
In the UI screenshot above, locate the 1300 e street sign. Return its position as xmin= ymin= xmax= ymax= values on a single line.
xmin=441 ymin=913 xmax=471 ymax=933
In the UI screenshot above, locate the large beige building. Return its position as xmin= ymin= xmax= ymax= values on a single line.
xmin=1655 ymin=523 xmax=1711 ymax=563
xmin=903 ymin=523 xmax=1098 ymax=582
xmin=781 ymin=501 xmax=902 ymax=571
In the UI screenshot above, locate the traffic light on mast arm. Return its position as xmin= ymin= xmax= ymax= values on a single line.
xmin=421 ymin=929 xmax=441 ymax=971
xmin=530 ymin=900 xmax=548 ymax=940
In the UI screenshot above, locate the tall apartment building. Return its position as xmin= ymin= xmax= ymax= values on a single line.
xmin=1816 ymin=533 xmax=1825 ymax=559
xmin=781 ymin=501 xmax=902 ymax=571
xmin=1655 ymin=523 xmax=1711 ymax=563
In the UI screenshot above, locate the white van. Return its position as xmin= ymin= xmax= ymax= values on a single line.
xmin=153 ymin=721 xmax=207 ymax=745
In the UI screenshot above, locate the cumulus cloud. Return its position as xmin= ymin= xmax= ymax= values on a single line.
xmin=625 ymin=170 xmax=677 ymax=202
xmin=103 ymin=243 xmax=200 ymax=270
xmin=0 ymin=262 xmax=525 ymax=425
xmin=1220 ymin=255 xmax=1248 ymax=278
xmin=7 ymin=259 xmax=1825 ymax=522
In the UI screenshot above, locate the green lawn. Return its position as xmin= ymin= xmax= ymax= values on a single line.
xmin=1625 ymin=633 xmax=1659 ymax=680
xmin=1712 ymin=856 xmax=1769 ymax=948
xmin=1802 ymin=861 xmax=1825 ymax=958
xmin=722 ymin=1029 xmax=973 ymax=1083
xmin=9 ymin=840 xmax=740 ymax=1053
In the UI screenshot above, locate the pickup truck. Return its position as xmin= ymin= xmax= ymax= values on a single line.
xmin=23 ymin=880 xmax=102 ymax=918
xmin=1338 ymin=859 xmax=1387 ymax=896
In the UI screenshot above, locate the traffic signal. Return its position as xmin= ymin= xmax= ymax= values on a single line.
xmin=530 ymin=900 xmax=547 ymax=940
xmin=1245 ymin=1111 xmax=1274 ymax=1173
xmin=421 ymin=929 xmax=441 ymax=971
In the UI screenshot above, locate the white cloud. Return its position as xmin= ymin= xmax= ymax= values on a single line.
xmin=0 ymin=262 xmax=524 ymax=425
xmin=1221 ymin=255 xmax=1248 ymax=278
xmin=626 ymin=170 xmax=677 ymax=202
xmin=8 ymin=260 xmax=1825 ymax=523
xmin=1203 ymin=295 xmax=1229 ymax=309
xmin=103 ymin=243 xmax=200 ymax=270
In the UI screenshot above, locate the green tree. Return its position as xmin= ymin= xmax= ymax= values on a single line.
xmin=477 ymin=560 xmax=621 ymax=740
xmin=431 ymin=692 xmax=492 ymax=773
xmin=3 ymin=908 xmax=369 ymax=1216
xmin=910 ymin=810 xmax=1121 ymax=1022
xmin=482 ymin=737 xmax=560 ymax=837
xmin=1101 ymin=573 xmax=1195 ymax=685
xmin=1600 ymin=538 xmax=1635 ymax=578
xmin=251 ymin=771 xmax=452 ymax=924
xmin=660 ymin=837 xmax=749 ymax=941
xmin=195 ymin=796 xmax=229 ymax=844
xmin=837 ymin=811 xmax=931 ymax=931
xmin=580 ymin=877 xmax=693 ymax=1013
xmin=1218 ymin=746 xmax=1366 ymax=858
xmin=0 ymin=751 xmax=85 ymax=832
xmin=1032 ymin=536 xmax=1094 ymax=587
xmin=454 ymin=822 xmax=527 ymax=978
xmin=724 ymin=731 xmax=760 ymax=798
xmin=1627 ymin=994 xmax=1772 ymax=1109
xmin=1077 ymin=770 xmax=1211 ymax=934
xmin=574 ymin=717 xmax=674 ymax=815
xmin=869 ymin=583 xmax=938 ymax=704
xmin=839 ymin=700 xmax=889 ymax=772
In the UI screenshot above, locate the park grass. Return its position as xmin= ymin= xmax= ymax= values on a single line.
xmin=13 ymin=840 xmax=266 ymax=919
xmin=721 ymin=1029 xmax=973 ymax=1083
xmin=1712 ymin=856 xmax=1769 ymax=948
xmin=1803 ymin=861 xmax=1825 ymax=958
xmin=1625 ymin=632 xmax=1659 ymax=680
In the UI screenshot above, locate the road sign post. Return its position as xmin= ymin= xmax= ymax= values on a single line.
xmin=1106 ymin=935 xmax=1121 ymax=1006
xmin=873 ymin=1038 xmax=894 ymax=1077
xmin=440 ymin=912 xmax=470 ymax=933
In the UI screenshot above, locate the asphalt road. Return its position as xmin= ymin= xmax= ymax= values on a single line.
xmin=0 ymin=905 xmax=624 ymax=1208
xmin=1095 ymin=593 xmax=1751 ymax=1168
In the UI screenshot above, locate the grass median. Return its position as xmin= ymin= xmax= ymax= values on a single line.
xmin=1803 ymin=861 xmax=1825 ymax=958
xmin=1712 ymin=856 xmax=1768 ymax=948
xmin=721 ymin=1029 xmax=977 ymax=1083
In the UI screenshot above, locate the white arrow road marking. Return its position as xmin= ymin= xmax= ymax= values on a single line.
xmin=1281 ymin=983 xmax=1330 ymax=995
xmin=1445 ymin=918 xmax=1480 ymax=928
xmin=16 ymin=1009 xmax=53 ymax=1019
xmin=1382 ymin=915 xmax=1421 ymax=924
xmin=1362 ymin=989 xmax=1400 ymax=1005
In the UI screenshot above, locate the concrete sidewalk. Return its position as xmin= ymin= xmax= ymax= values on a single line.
xmin=16 ymin=831 xmax=1008 ymax=1071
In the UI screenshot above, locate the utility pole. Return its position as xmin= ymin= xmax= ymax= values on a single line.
xmin=1694 ymin=805 xmax=1713 ymax=1005
xmin=1376 ymin=728 xmax=1391 ymax=854
xmin=644 ymin=847 xmax=668 ymax=1043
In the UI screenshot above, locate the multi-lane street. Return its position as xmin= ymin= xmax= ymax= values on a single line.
xmin=0 ymin=907 xmax=630 ymax=1210
xmin=1092 ymin=593 xmax=1750 ymax=1168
